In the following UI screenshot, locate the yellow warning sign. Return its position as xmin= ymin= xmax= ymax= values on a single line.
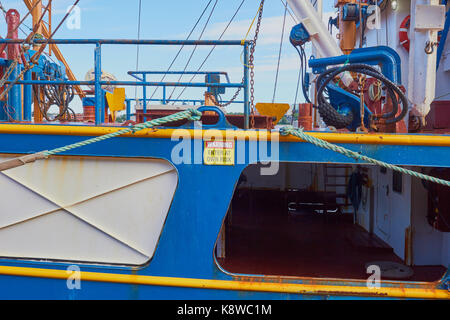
xmin=203 ymin=141 xmax=235 ymax=166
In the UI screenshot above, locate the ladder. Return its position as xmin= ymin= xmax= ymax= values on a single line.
xmin=324 ymin=164 xmax=353 ymax=214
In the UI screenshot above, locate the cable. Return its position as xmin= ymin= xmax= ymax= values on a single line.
xmin=279 ymin=0 xmax=298 ymax=24
xmin=272 ymin=2 xmax=288 ymax=103
xmin=291 ymin=63 xmax=302 ymax=125
xmin=33 ymin=80 xmax=75 ymax=122
xmin=173 ymin=0 xmax=247 ymax=103
xmin=148 ymin=0 xmax=215 ymax=101
xmin=167 ymin=0 xmax=218 ymax=101
xmin=292 ymin=44 xmax=311 ymax=104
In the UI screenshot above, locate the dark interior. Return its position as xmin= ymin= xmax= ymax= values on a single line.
xmin=216 ymin=186 xmax=447 ymax=282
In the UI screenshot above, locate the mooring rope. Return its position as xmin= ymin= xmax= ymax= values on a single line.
xmin=43 ymin=108 xmax=202 ymax=156
xmin=279 ymin=126 xmax=450 ymax=187
xmin=0 ymin=108 xmax=202 ymax=172
xmin=2 ymin=111 xmax=450 ymax=189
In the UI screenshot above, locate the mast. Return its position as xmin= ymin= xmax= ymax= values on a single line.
xmin=31 ymin=0 xmax=43 ymax=121
xmin=31 ymin=0 xmax=42 ymax=50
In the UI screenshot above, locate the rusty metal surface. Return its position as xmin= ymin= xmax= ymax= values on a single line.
xmin=135 ymin=110 xmax=274 ymax=129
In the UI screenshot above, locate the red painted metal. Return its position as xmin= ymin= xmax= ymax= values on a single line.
xmin=298 ymin=103 xmax=313 ymax=131
xmin=135 ymin=109 xmax=273 ymax=129
xmin=5 ymin=9 xmax=20 ymax=60
xmin=83 ymin=104 xmax=110 ymax=123
xmin=425 ymin=100 xmax=450 ymax=130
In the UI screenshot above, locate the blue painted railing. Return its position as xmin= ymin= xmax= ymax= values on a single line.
xmin=0 ymin=39 xmax=251 ymax=127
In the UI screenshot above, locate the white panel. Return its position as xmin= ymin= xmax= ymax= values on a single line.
xmin=0 ymin=210 xmax=148 ymax=264
xmin=2 ymin=156 xmax=173 ymax=207
xmin=0 ymin=156 xmax=178 ymax=266
xmin=414 ymin=4 xmax=445 ymax=30
xmin=0 ymin=174 xmax=58 ymax=228
xmin=69 ymin=171 xmax=177 ymax=256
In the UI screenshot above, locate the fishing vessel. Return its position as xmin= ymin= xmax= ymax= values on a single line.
xmin=0 ymin=0 xmax=449 ymax=300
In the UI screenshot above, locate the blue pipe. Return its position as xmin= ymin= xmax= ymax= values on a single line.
xmin=243 ymin=42 xmax=250 ymax=129
xmin=0 ymin=39 xmax=249 ymax=46
xmin=143 ymin=74 xmax=147 ymax=122
xmin=129 ymin=71 xmax=229 ymax=75
xmin=126 ymin=98 xmax=244 ymax=104
xmin=309 ymin=46 xmax=402 ymax=83
xmin=7 ymin=80 xmax=244 ymax=88
xmin=126 ymin=100 xmax=131 ymax=121
xmin=128 ymin=71 xmax=231 ymax=83
xmin=163 ymin=87 xmax=166 ymax=105
xmin=94 ymin=43 xmax=102 ymax=125
xmin=23 ymin=69 xmax=32 ymax=121
xmin=7 ymin=61 xmax=21 ymax=121
xmin=437 ymin=8 xmax=450 ymax=70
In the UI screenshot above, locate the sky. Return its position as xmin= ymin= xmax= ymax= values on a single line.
xmin=4 ymin=0 xmax=336 ymax=114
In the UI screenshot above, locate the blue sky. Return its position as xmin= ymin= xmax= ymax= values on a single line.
xmin=6 ymin=0 xmax=335 ymax=113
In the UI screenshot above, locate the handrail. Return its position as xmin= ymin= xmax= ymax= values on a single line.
xmin=0 ymin=39 xmax=251 ymax=127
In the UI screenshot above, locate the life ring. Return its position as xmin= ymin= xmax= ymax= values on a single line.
xmin=399 ymin=15 xmax=410 ymax=51
xmin=399 ymin=15 xmax=441 ymax=52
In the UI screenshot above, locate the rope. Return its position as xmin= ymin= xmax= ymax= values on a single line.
xmin=43 ymin=108 xmax=202 ymax=157
xmin=241 ymin=0 xmax=264 ymax=45
xmin=279 ymin=126 xmax=450 ymax=188
xmin=0 ymin=108 xmax=202 ymax=172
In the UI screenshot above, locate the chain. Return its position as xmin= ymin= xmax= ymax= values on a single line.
xmin=212 ymin=0 xmax=264 ymax=128
xmin=211 ymin=79 xmax=243 ymax=108
xmin=358 ymin=74 xmax=367 ymax=132
xmin=249 ymin=0 xmax=264 ymax=128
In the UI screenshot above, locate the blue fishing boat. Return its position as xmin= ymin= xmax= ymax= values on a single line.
xmin=0 ymin=0 xmax=449 ymax=300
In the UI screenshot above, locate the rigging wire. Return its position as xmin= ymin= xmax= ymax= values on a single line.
xmin=291 ymin=61 xmax=302 ymax=125
xmin=279 ymin=0 xmax=298 ymax=24
xmin=0 ymin=0 xmax=79 ymax=104
xmin=166 ymin=0 xmax=219 ymax=102
xmin=148 ymin=0 xmax=215 ymax=101
xmin=272 ymin=2 xmax=288 ymax=103
xmin=0 ymin=0 xmax=42 ymax=43
xmin=173 ymin=0 xmax=247 ymax=104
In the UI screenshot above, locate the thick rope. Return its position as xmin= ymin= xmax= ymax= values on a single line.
xmin=280 ymin=126 xmax=450 ymax=188
xmin=44 ymin=108 xmax=202 ymax=156
xmin=0 ymin=108 xmax=202 ymax=172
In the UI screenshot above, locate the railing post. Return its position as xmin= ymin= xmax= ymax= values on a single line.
xmin=94 ymin=43 xmax=102 ymax=125
xmin=23 ymin=69 xmax=32 ymax=121
xmin=126 ymin=99 xmax=131 ymax=121
xmin=243 ymin=41 xmax=250 ymax=129
xmin=7 ymin=61 xmax=21 ymax=121
xmin=163 ymin=86 xmax=166 ymax=105
xmin=143 ymin=73 xmax=147 ymax=122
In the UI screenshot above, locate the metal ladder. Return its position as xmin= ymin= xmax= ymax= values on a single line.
xmin=324 ymin=164 xmax=353 ymax=214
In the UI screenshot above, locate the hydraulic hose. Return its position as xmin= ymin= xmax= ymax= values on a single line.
xmin=316 ymin=63 xmax=408 ymax=129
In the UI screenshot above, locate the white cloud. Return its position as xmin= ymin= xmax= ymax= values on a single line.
xmin=203 ymin=15 xmax=297 ymax=46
